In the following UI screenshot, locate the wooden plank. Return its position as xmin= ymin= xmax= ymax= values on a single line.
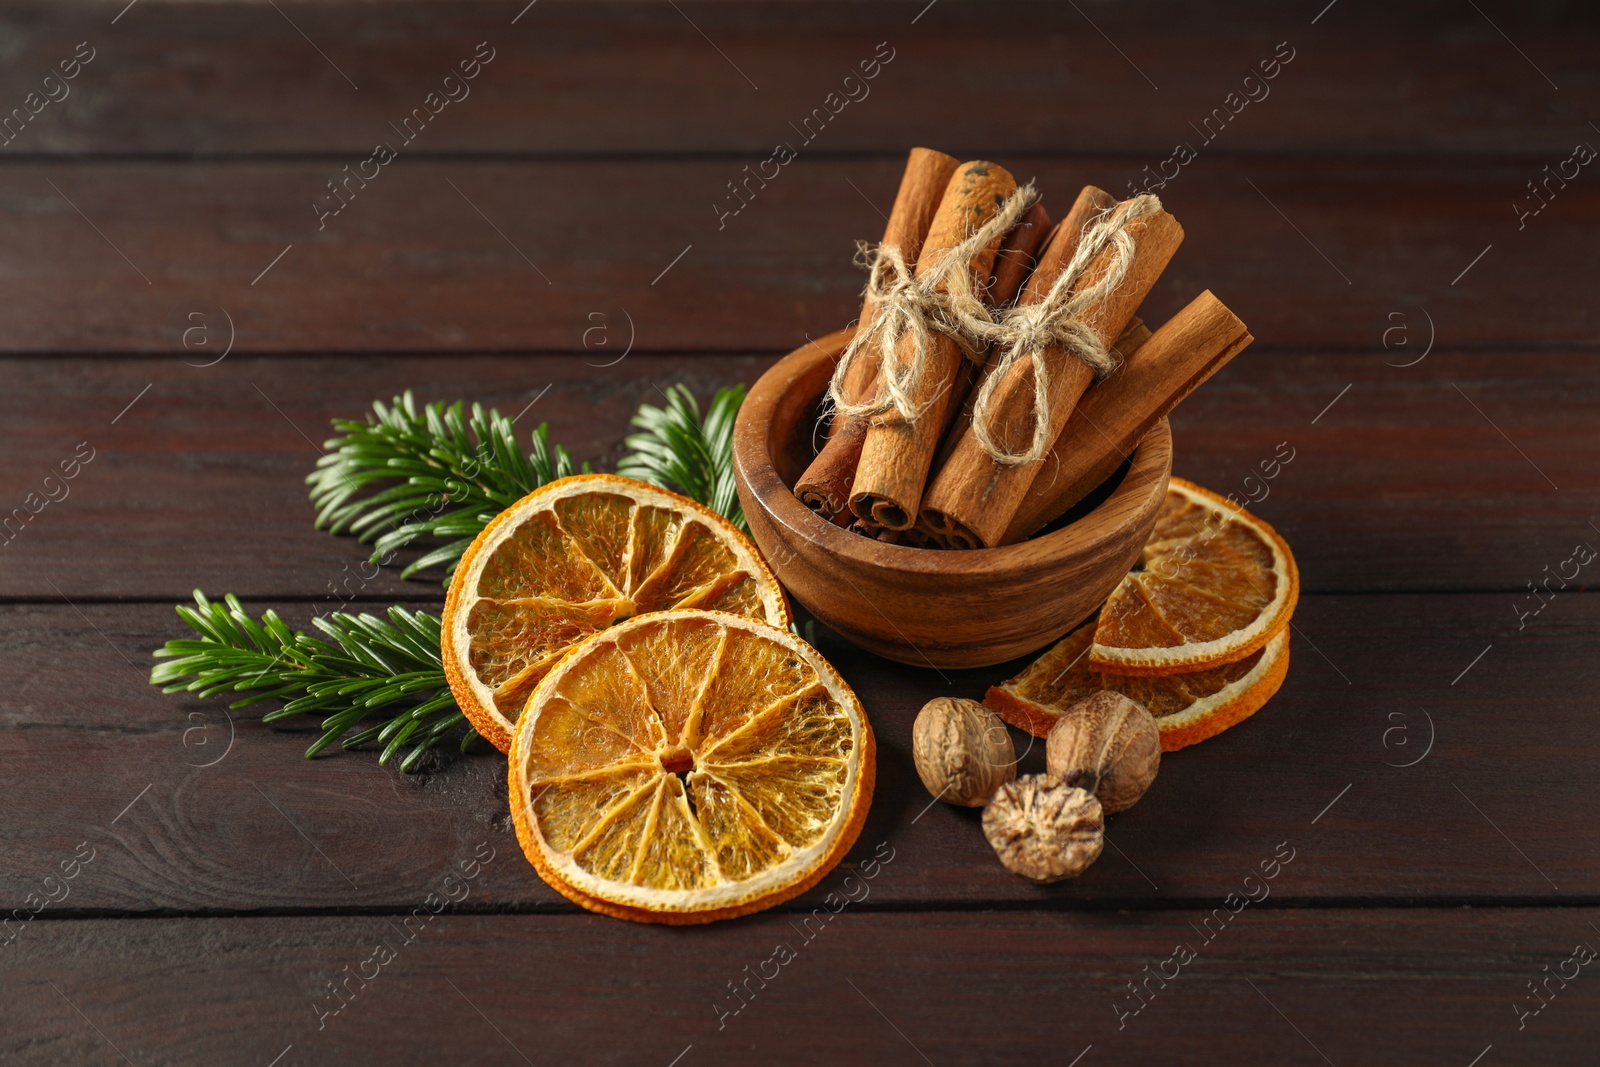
xmin=0 ymin=353 xmax=770 ymax=601
xmin=3 ymin=909 xmax=1594 ymax=1065
xmin=2 ymin=593 xmax=1594 ymax=913
xmin=1 ymin=2 xmax=1596 ymax=155
xmin=0 ymin=348 xmax=1593 ymax=600
xmin=0 ymin=155 xmax=1591 ymax=353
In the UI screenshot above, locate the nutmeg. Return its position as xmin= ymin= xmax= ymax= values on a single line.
xmin=1046 ymin=691 xmax=1160 ymax=813
xmin=912 ymin=697 xmax=1016 ymax=807
xmin=982 ymin=774 xmax=1104 ymax=882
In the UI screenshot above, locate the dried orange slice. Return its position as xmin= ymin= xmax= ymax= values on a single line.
xmin=443 ymin=474 xmax=788 ymax=752
xmin=986 ymin=619 xmax=1289 ymax=751
xmin=507 ymin=610 xmax=875 ymax=924
xmin=1088 ymin=478 xmax=1298 ymax=676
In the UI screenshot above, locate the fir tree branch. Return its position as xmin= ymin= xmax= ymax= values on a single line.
xmin=150 ymin=591 xmax=472 ymax=772
xmin=617 ymin=384 xmax=747 ymax=532
xmin=309 ymin=385 xmax=748 ymax=580
xmin=306 ymin=391 xmax=580 ymax=580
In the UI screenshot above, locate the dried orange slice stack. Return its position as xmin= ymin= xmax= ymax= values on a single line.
xmin=988 ymin=478 xmax=1298 ymax=750
xmin=987 ymin=621 xmax=1289 ymax=751
xmin=508 ymin=610 xmax=875 ymax=924
xmin=442 ymin=474 xmax=789 ymax=751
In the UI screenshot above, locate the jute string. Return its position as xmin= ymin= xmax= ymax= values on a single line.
xmin=970 ymin=193 xmax=1161 ymax=465
xmin=828 ymin=189 xmax=1163 ymax=468
xmin=827 ymin=182 xmax=1039 ymax=425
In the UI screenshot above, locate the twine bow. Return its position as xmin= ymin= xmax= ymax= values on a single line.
xmin=827 ymin=182 xmax=1040 ymax=425
xmin=969 ymin=194 xmax=1161 ymax=466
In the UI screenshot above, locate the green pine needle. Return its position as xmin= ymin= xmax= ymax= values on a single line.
xmin=306 ymin=391 xmax=581 ymax=580
xmin=150 ymin=591 xmax=473 ymax=771
xmin=617 ymin=384 xmax=747 ymax=532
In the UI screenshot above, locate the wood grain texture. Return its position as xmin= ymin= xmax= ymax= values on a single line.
xmin=4 ymin=592 xmax=1596 ymax=913
xmin=0 ymin=2 xmax=1596 ymax=156
xmin=0 ymin=348 xmax=1593 ymax=601
xmin=742 ymin=336 xmax=1172 ymax=666
xmin=3 ymin=909 xmax=1594 ymax=1065
xmin=0 ymin=156 xmax=1592 ymax=353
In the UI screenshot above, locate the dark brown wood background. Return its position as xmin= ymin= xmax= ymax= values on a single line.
xmin=2 ymin=2 xmax=1597 ymax=1064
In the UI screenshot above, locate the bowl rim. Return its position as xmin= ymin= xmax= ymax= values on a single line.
xmin=733 ymin=327 xmax=1173 ymax=578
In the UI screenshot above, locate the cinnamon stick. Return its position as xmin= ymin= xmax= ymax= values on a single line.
xmin=986 ymin=201 xmax=1054 ymax=309
xmin=849 ymin=160 xmax=1018 ymax=530
xmin=793 ymin=148 xmax=960 ymax=519
xmin=917 ymin=315 xmax=1146 ymax=546
xmin=799 ymin=417 xmax=871 ymax=524
xmin=927 ymin=188 xmax=1110 ymax=483
xmin=1003 ymin=289 xmax=1253 ymax=543
xmin=920 ymin=188 xmax=1184 ymax=548
xmin=1110 ymin=317 xmax=1152 ymax=359
xmin=847 ymin=518 xmax=902 ymax=544
xmin=929 ymin=200 xmax=1054 ymax=471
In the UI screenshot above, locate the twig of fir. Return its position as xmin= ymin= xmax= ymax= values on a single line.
xmin=306 ymin=391 xmax=581 ymax=581
xmin=150 ymin=592 xmax=467 ymax=771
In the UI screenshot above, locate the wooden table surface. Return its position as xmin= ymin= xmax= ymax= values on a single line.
xmin=3 ymin=2 xmax=1597 ymax=1064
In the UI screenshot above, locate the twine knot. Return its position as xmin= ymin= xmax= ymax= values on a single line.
xmin=827 ymin=182 xmax=1039 ymax=425
xmin=970 ymin=194 xmax=1161 ymax=466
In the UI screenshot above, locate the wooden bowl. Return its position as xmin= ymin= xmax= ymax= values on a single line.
xmin=732 ymin=328 xmax=1173 ymax=668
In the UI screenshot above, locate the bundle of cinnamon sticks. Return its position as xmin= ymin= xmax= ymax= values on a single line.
xmin=794 ymin=148 xmax=1253 ymax=548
